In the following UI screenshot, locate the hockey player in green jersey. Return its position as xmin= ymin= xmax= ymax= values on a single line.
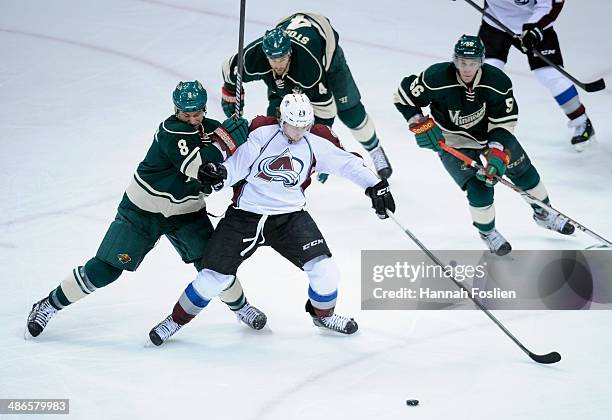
xmin=220 ymin=12 xmax=392 ymax=180
xmin=393 ymin=35 xmax=574 ymax=255
xmin=26 ymin=81 xmax=267 ymax=338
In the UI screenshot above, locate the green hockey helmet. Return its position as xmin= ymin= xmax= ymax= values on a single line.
xmin=173 ymin=80 xmax=207 ymax=112
xmin=262 ymin=28 xmax=291 ymax=59
xmin=454 ymin=35 xmax=485 ymax=61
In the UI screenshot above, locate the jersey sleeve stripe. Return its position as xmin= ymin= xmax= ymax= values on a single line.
xmin=180 ymin=147 xmax=202 ymax=179
xmin=310 ymin=97 xmax=337 ymax=119
xmin=488 ymin=120 xmax=517 ymax=134
xmin=395 ymin=85 xmax=415 ymax=106
xmin=222 ymin=55 xmax=236 ymax=85
xmin=126 ymin=174 xmax=206 ymax=217
xmin=488 ymin=115 xmax=518 ymax=123
xmin=132 ymin=173 xmax=200 ymax=203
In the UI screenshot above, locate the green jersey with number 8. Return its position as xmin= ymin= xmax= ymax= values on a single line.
xmin=123 ymin=115 xmax=225 ymax=218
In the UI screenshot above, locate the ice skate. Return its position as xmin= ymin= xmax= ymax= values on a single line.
xmin=533 ymin=208 xmax=575 ymax=235
xmin=306 ymin=301 xmax=358 ymax=335
xmin=149 ymin=315 xmax=182 ymax=346
xmin=235 ymin=302 xmax=267 ymax=330
xmin=569 ymin=116 xmax=594 ymax=152
xmin=369 ymin=145 xmax=393 ymax=180
xmin=479 ymin=229 xmax=512 ymax=256
xmin=27 ymin=298 xmax=58 ymax=338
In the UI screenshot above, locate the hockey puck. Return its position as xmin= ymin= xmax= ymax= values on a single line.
xmin=406 ymin=399 xmax=419 ymax=406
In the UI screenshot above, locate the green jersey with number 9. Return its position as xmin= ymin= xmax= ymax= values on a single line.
xmin=393 ymin=62 xmax=519 ymax=150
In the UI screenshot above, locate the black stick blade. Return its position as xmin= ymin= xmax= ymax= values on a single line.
xmin=529 ymin=351 xmax=561 ymax=364
xmin=584 ymin=78 xmax=606 ymax=93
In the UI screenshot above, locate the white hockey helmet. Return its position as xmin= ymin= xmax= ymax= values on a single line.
xmin=279 ymin=93 xmax=314 ymax=143
xmin=280 ymin=93 xmax=314 ymax=128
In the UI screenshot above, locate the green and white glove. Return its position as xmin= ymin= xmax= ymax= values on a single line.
xmin=212 ymin=117 xmax=249 ymax=156
xmin=475 ymin=142 xmax=510 ymax=187
xmin=408 ymin=115 xmax=444 ymax=151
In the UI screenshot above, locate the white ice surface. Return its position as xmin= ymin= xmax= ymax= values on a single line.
xmin=1 ymin=1 xmax=611 ymax=419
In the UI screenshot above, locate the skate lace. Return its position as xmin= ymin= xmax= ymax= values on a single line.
xmin=535 ymin=210 xmax=568 ymax=232
xmin=481 ymin=230 xmax=507 ymax=252
xmin=30 ymin=300 xmax=56 ymax=327
xmin=549 ymin=214 xmax=569 ymax=231
xmin=321 ymin=313 xmax=350 ymax=332
xmin=155 ymin=316 xmax=181 ymax=340
xmin=568 ymin=117 xmax=588 ymax=137
xmin=236 ymin=304 xmax=262 ymax=326
xmin=369 ymin=147 xmax=390 ymax=172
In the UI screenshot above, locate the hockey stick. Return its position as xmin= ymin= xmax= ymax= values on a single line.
xmin=455 ymin=0 xmax=606 ymax=92
xmin=234 ymin=0 xmax=247 ymax=118
xmin=387 ymin=211 xmax=561 ymax=364
xmin=438 ymin=141 xmax=612 ymax=247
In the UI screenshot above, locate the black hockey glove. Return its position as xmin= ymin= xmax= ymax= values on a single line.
xmin=198 ymin=162 xmax=227 ymax=192
xmin=365 ymin=180 xmax=396 ymax=219
xmin=520 ymin=23 xmax=544 ymax=53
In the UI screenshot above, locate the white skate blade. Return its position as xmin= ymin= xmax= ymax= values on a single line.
xmin=24 ymin=327 xmax=33 ymax=340
xmin=236 ymin=317 xmax=273 ymax=334
xmin=573 ymin=142 xmax=589 ymax=152
xmin=585 ymin=243 xmax=611 ymax=250
xmin=143 ymin=339 xmax=158 ymax=348
xmin=573 ymin=135 xmax=594 ymax=152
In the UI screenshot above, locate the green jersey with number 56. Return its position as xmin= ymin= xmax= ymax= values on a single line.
xmin=394 ymin=62 xmax=518 ymax=149
xmin=123 ymin=115 xmax=225 ymax=218
xmin=222 ymin=12 xmax=339 ymax=115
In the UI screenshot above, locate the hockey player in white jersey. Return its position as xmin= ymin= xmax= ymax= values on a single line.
xmin=148 ymin=93 xmax=395 ymax=345
xmin=478 ymin=0 xmax=595 ymax=150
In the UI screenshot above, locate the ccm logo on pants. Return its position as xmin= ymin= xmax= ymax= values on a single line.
xmin=303 ymin=239 xmax=325 ymax=250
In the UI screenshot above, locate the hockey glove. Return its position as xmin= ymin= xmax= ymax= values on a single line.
xmin=198 ymin=162 xmax=227 ymax=191
xmin=221 ymin=85 xmax=244 ymax=118
xmin=365 ymin=180 xmax=396 ymax=219
xmin=475 ymin=142 xmax=510 ymax=187
xmin=520 ymin=23 xmax=544 ymax=53
xmin=408 ymin=115 xmax=444 ymax=151
xmin=213 ymin=117 xmax=249 ymax=157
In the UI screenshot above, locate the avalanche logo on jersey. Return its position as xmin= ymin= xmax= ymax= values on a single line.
xmin=256 ymin=148 xmax=305 ymax=187
xmin=514 ymin=0 xmax=530 ymax=5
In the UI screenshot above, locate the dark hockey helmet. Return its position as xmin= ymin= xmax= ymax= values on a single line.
xmin=262 ymin=28 xmax=291 ymax=59
xmin=453 ymin=35 xmax=485 ymax=61
xmin=173 ymin=80 xmax=207 ymax=112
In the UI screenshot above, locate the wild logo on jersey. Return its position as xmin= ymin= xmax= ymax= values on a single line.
xmin=449 ymin=103 xmax=487 ymax=129
xmin=256 ymin=148 xmax=305 ymax=187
